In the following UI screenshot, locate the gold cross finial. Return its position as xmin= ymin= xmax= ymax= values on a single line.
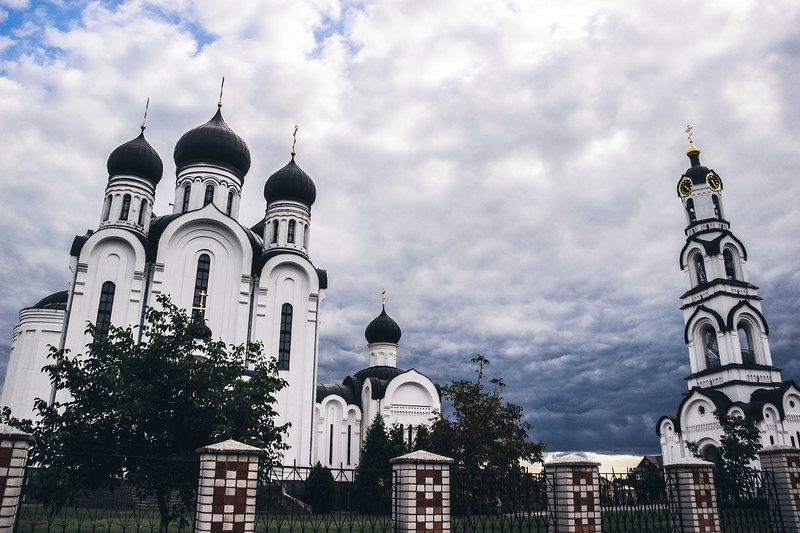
xmin=217 ymin=77 xmax=225 ymax=108
xmin=198 ymin=290 xmax=208 ymax=312
xmin=291 ymin=125 xmax=298 ymax=157
xmin=140 ymin=98 xmax=150 ymax=131
xmin=685 ymin=124 xmax=694 ymax=145
xmin=381 ymin=288 xmax=386 ymax=308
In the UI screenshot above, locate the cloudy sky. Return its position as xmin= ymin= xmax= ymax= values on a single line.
xmin=0 ymin=0 xmax=798 ymax=456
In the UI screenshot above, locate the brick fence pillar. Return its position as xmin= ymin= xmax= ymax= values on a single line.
xmin=391 ymin=450 xmax=453 ymax=533
xmin=543 ymin=454 xmax=602 ymax=533
xmin=0 ymin=424 xmax=33 ymax=533
xmin=758 ymin=445 xmax=800 ymax=532
xmin=664 ymin=458 xmax=720 ymax=533
xmin=195 ymin=439 xmax=262 ymax=533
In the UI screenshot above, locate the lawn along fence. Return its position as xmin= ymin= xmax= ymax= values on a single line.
xmin=14 ymin=451 xmax=200 ymax=533
xmin=450 ymin=469 xmax=554 ymax=533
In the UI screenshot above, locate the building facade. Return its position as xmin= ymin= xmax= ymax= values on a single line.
xmin=657 ymin=140 xmax=800 ymax=464
xmin=0 ymin=103 xmax=439 ymax=467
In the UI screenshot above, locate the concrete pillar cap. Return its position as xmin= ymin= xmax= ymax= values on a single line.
xmin=390 ymin=450 xmax=453 ymax=464
xmin=758 ymin=445 xmax=798 ymax=455
xmin=544 ymin=454 xmax=600 ymax=467
xmin=197 ymin=439 xmax=263 ymax=455
xmin=0 ymin=423 xmax=33 ymax=442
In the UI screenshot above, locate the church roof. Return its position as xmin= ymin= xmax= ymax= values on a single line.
xmin=316 ymin=366 xmax=440 ymax=408
xmin=365 ymin=308 xmax=402 ymax=344
xmin=107 ymin=130 xmax=163 ymax=185
xmin=28 ymin=290 xmax=68 ymax=311
xmin=680 ymin=147 xmax=719 ymax=186
xmin=174 ymin=108 xmax=251 ymax=179
xmin=263 ymin=157 xmax=317 ymax=206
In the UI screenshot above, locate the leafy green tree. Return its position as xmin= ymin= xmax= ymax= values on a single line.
xmin=304 ymin=462 xmax=336 ymax=513
xmin=687 ymin=409 xmax=761 ymax=488
xmin=387 ymin=423 xmax=409 ymax=459
xmin=353 ymin=414 xmax=392 ymax=513
xmin=428 ymin=355 xmax=545 ymax=476
xmin=1 ymin=295 xmax=287 ymax=533
xmin=414 ymin=425 xmax=430 ymax=451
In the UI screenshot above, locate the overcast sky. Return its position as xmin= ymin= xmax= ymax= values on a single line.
xmin=0 ymin=0 xmax=798 ymax=456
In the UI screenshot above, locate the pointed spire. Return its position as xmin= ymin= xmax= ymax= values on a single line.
xmin=140 ymin=98 xmax=150 ymax=132
xmin=381 ymin=288 xmax=386 ymax=309
xmin=217 ymin=76 xmax=225 ymax=109
xmin=291 ymin=124 xmax=298 ymax=158
xmin=685 ymin=124 xmax=701 ymax=165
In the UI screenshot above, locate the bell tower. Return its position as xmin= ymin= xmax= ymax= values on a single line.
xmin=676 ymin=131 xmax=779 ymax=398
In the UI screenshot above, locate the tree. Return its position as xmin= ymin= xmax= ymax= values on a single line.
xmin=387 ymin=423 xmax=409 ymax=459
xmin=428 ymin=355 xmax=545 ymax=476
xmin=353 ymin=415 xmax=392 ymax=513
xmin=304 ymin=462 xmax=335 ymax=513
xmin=413 ymin=425 xmax=430 ymax=451
xmin=1 ymin=295 xmax=287 ymax=532
xmin=687 ymin=409 xmax=761 ymax=488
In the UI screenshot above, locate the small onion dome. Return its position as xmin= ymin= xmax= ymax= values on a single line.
xmin=682 ymin=144 xmax=713 ymax=185
xmin=189 ymin=319 xmax=212 ymax=340
xmin=173 ymin=108 xmax=251 ymax=179
xmin=107 ymin=130 xmax=163 ymax=185
xmin=365 ymin=307 xmax=402 ymax=344
xmin=263 ymin=156 xmax=317 ymax=206
xmin=31 ymin=290 xmax=69 ymax=311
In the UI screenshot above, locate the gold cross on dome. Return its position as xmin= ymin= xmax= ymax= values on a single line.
xmin=685 ymin=124 xmax=694 ymax=144
xmin=291 ymin=125 xmax=298 ymax=156
xmin=140 ymin=98 xmax=150 ymax=131
xmin=198 ymin=290 xmax=208 ymax=312
xmin=217 ymin=77 xmax=225 ymax=108
xmin=381 ymin=288 xmax=386 ymax=308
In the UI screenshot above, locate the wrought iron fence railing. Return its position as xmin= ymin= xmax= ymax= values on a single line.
xmin=599 ymin=469 xmax=678 ymax=533
xmin=715 ymin=467 xmax=784 ymax=533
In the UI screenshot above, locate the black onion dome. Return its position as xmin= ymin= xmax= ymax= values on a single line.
xmin=30 ymin=290 xmax=69 ymax=310
xmin=681 ymin=146 xmax=714 ymax=185
xmin=189 ymin=319 xmax=212 ymax=340
xmin=263 ymin=157 xmax=317 ymax=206
xmin=365 ymin=308 xmax=402 ymax=344
xmin=353 ymin=366 xmax=404 ymax=381
xmin=173 ymin=108 xmax=251 ymax=178
xmin=107 ymin=130 xmax=163 ymax=185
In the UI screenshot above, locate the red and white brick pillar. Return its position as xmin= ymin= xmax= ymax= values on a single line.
xmin=0 ymin=424 xmax=33 ymax=532
xmin=391 ymin=450 xmax=453 ymax=533
xmin=195 ymin=439 xmax=262 ymax=533
xmin=543 ymin=455 xmax=601 ymax=533
xmin=664 ymin=458 xmax=721 ymax=533
xmin=758 ymin=445 xmax=800 ymax=532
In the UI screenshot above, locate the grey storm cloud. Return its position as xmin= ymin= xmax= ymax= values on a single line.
xmin=0 ymin=0 xmax=798 ymax=455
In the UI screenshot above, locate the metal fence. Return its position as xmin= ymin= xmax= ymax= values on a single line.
xmin=450 ymin=469 xmax=554 ymax=533
xmin=715 ymin=468 xmax=784 ymax=533
xmin=599 ymin=469 xmax=678 ymax=533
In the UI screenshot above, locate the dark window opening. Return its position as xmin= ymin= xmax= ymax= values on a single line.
xmin=271 ymin=221 xmax=279 ymax=244
xmin=738 ymin=324 xmax=755 ymax=365
xmin=192 ymin=254 xmax=211 ymax=319
xmin=287 ymin=220 xmax=296 ymax=244
xmin=712 ymin=195 xmax=722 ymax=219
xmin=770 ymin=435 xmax=775 ymax=445
xmin=182 ymin=184 xmax=191 ymax=212
xmin=408 ymin=425 xmax=413 ymax=446
xmin=204 ymin=184 xmax=215 ymax=206
xmin=303 ymin=225 xmax=309 ymax=249
xmin=347 ymin=425 xmax=352 ymax=465
xmin=102 ymin=196 xmax=112 ymax=221
xmin=278 ymin=303 xmax=293 ymax=370
xmin=138 ymin=198 xmax=148 ymax=226
xmin=95 ymin=281 xmax=116 ymax=341
xmin=686 ymin=199 xmax=697 ymax=223
xmin=703 ymin=326 xmax=721 ymax=369
xmin=329 ymin=423 xmax=334 ymax=465
xmin=792 ymin=436 xmax=796 ymax=448
xmin=120 ymin=194 xmax=131 ymax=221
xmin=226 ymin=190 xmax=234 ymax=215
xmin=723 ymin=249 xmax=737 ymax=281
xmin=694 ymin=254 xmax=707 ymax=285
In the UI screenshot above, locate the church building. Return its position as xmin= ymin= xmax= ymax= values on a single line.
xmin=657 ymin=136 xmax=800 ymax=464
xmin=0 ymin=100 xmax=440 ymax=467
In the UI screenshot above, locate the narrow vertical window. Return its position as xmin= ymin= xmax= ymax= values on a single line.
xmin=192 ymin=254 xmax=211 ymax=319
xmin=712 ymin=195 xmax=722 ymax=219
xmin=792 ymin=436 xmax=796 ymax=448
xmin=723 ymin=249 xmax=737 ymax=281
xmin=738 ymin=324 xmax=755 ymax=365
xmin=138 ymin=198 xmax=148 ymax=226
xmin=694 ymin=253 xmax=707 ymax=285
xmin=204 ymin=184 xmax=215 ymax=206
xmin=278 ymin=303 xmax=292 ymax=370
xmin=770 ymin=435 xmax=775 ymax=445
xmin=226 ymin=190 xmax=234 ymax=215
xmin=408 ymin=424 xmax=413 ymax=446
xmin=329 ymin=423 xmax=334 ymax=465
xmin=686 ymin=199 xmax=696 ymax=223
xmin=182 ymin=184 xmax=191 ymax=212
xmin=346 ymin=425 xmax=352 ymax=465
xmin=102 ymin=196 xmax=112 ymax=221
xmin=702 ymin=326 xmax=721 ymax=369
xmin=271 ymin=220 xmax=279 ymax=244
xmin=287 ymin=220 xmax=296 ymax=244
xmin=303 ymin=225 xmax=309 ymax=249
xmin=95 ymin=281 xmax=116 ymax=341
xmin=120 ymin=194 xmax=131 ymax=221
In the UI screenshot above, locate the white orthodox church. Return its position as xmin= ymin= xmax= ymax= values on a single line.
xmin=657 ymin=139 xmax=800 ymax=464
xmin=0 ymin=101 xmax=441 ymax=468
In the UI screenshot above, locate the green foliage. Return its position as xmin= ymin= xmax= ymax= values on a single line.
xmin=304 ymin=462 xmax=336 ymax=513
xmin=387 ymin=423 xmax=409 ymax=459
xmin=353 ymin=415 xmax=392 ymax=513
xmin=413 ymin=424 xmax=430 ymax=451
xmin=428 ymin=355 xmax=545 ymax=475
xmin=687 ymin=409 xmax=761 ymax=486
xmin=1 ymin=295 xmax=287 ymax=531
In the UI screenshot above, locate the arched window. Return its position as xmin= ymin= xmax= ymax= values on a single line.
xmin=192 ymin=254 xmax=211 ymax=319
xmin=182 ymin=184 xmax=191 ymax=212
xmin=346 ymin=424 xmax=352 ymax=465
xmin=329 ymin=423 xmax=334 ymax=465
xmin=686 ymin=199 xmax=697 ymax=223
xmin=101 ymin=196 xmax=112 ymax=221
xmin=303 ymin=224 xmax=309 ymax=249
xmin=226 ymin=190 xmax=234 ymax=216
xmin=723 ymin=249 xmax=737 ymax=281
xmin=137 ymin=198 xmax=148 ymax=226
xmin=204 ymin=184 xmax=215 ymax=206
xmin=712 ymin=195 xmax=722 ymax=219
xmin=694 ymin=253 xmax=707 ymax=285
xmin=287 ymin=220 xmax=296 ymax=244
xmin=120 ymin=194 xmax=131 ymax=221
xmin=278 ymin=303 xmax=292 ymax=370
xmin=271 ymin=221 xmax=279 ymax=244
xmin=95 ymin=281 xmax=116 ymax=341
xmin=702 ymin=326 xmax=721 ymax=369
xmin=770 ymin=435 xmax=775 ymax=445
xmin=738 ymin=324 xmax=755 ymax=365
